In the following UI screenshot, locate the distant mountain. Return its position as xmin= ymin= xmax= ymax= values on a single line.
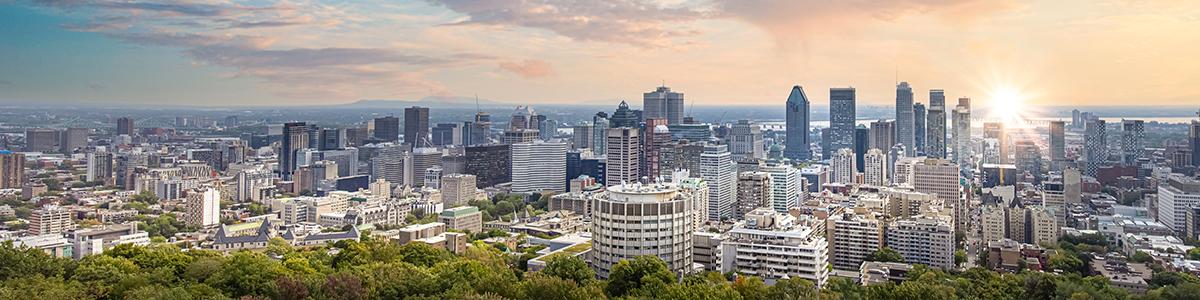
xmin=343 ymin=96 xmax=507 ymax=109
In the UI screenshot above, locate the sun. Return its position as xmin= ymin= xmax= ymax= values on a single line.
xmin=988 ymin=86 xmax=1026 ymax=123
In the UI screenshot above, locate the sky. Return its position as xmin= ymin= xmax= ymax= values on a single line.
xmin=1 ymin=0 xmax=1198 ymax=108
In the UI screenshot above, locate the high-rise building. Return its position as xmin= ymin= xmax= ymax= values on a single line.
xmin=926 ymin=89 xmax=947 ymax=158
xmin=1157 ymin=174 xmax=1200 ymax=235
xmin=761 ymin=162 xmax=801 ymax=213
xmin=538 ymin=118 xmax=558 ymax=141
xmin=430 ymin=123 xmax=460 ymax=146
xmin=735 ymin=171 xmax=772 ymax=218
xmin=854 ymin=126 xmax=869 ymax=172
xmin=785 ymin=86 xmax=811 ymax=161
xmin=236 ymin=168 xmax=274 ymax=203
xmin=441 ymin=174 xmax=477 ymax=207
xmin=895 ymin=82 xmax=915 ymax=156
xmin=591 ymin=182 xmax=695 ymax=278
xmin=610 ymin=101 xmax=640 ymax=128
xmin=571 ymin=122 xmax=593 ymax=149
xmin=983 ymin=122 xmax=1007 ymax=164
xmin=827 ymin=211 xmax=885 ymax=271
xmin=828 ymin=87 xmax=857 ymax=159
xmin=281 ymin=122 xmax=310 ymax=180
xmin=439 ymin=206 xmax=483 ymax=233
xmin=913 ymin=103 xmax=926 ymax=156
xmin=511 ymin=141 xmax=567 ymax=193
xmin=1083 ymin=119 xmax=1107 ymax=177
xmin=863 ymin=148 xmax=887 ymax=186
xmin=1121 ymin=119 xmax=1145 ymax=165
xmin=1014 ymin=140 xmax=1042 ymax=182
xmin=86 ymin=151 xmax=113 ymax=184
xmin=185 ymin=187 xmax=221 ymax=228
xmin=404 ymin=106 xmax=430 ymax=146
xmin=701 ymin=144 xmax=736 ymax=221
xmin=604 ymin=127 xmax=640 ymax=187
xmin=642 ymin=119 xmax=671 ymax=178
xmin=1049 ymin=121 xmax=1066 ymax=162
xmin=116 ymin=117 xmax=135 ymax=136
xmin=1191 ymin=121 xmax=1200 ymax=167
xmin=464 ymin=144 xmax=511 ymax=188
xmin=720 ymin=208 xmax=828 ymax=286
xmin=407 ymin=147 xmax=441 ymax=188
xmin=729 ymin=120 xmax=764 ymax=160
xmin=373 ymin=116 xmax=400 ymax=143
xmin=913 ymin=158 xmax=963 ymax=232
xmin=469 ymin=112 xmax=492 ymax=146
xmin=886 ymin=215 xmax=955 ymax=270
xmin=952 ymin=98 xmax=972 ymax=168
xmin=25 ymin=129 xmax=60 ymax=152
xmin=869 ymin=119 xmax=896 ymax=151
xmin=643 ymin=86 xmax=685 ymax=124
xmin=831 ymin=148 xmax=856 ymax=184
xmin=592 ymin=114 xmax=610 ymax=155
xmin=59 ymin=128 xmax=88 ymax=154
xmin=29 ymin=206 xmax=75 ymax=235
xmin=0 ymin=151 xmax=24 ymax=189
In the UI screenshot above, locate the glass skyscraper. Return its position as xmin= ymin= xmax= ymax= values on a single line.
xmin=784 ymin=85 xmax=811 ymax=161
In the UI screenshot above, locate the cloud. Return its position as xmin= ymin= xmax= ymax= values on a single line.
xmin=498 ymin=59 xmax=555 ymax=78
xmin=426 ymin=0 xmax=705 ymax=48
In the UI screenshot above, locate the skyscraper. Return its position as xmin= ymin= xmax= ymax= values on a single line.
xmin=1083 ymin=119 xmax=1107 ymax=177
xmin=591 ymin=182 xmax=695 ymax=278
xmin=469 ymin=111 xmax=492 ymax=146
xmin=1049 ymin=121 xmax=1066 ymax=161
xmin=116 ymin=117 xmax=134 ymax=136
xmin=643 ymin=86 xmax=684 ymax=124
xmin=571 ymin=122 xmax=593 ymax=149
xmin=86 ymin=151 xmax=113 ymax=184
xmin=926 ymin=89 xmax=947 ymax=159
xmin=869 ymin=120 xmax=896 ymax=151
xmin=854 ymin=126 xmax=869 ymax=172
xmin=511 ymin=141 xmax=567 ymax=193
xmin=605 ymin=127 xmax=640 ymax=187
xmin=404 ymin=106 xmax=430 ymax=146
xmin=913 ymin=102 xmax=926 ymax=156
xmin=952 ymin=98 xmax=972 ymax=168
xmin=729 ymin=120 xmax=764 ymax=160
xmin=831 ymin=148 xmax=856 ymax=184
xmin=701 ymin=144 xmax=735 ymax=221
xmin=828 ymin=88 xmax=857 ymax=159
xmin=913 ymin=158 xmax=963 ymax=231
xmin=610 ymin=101 xmax=639 ymax=128
xmin=373 ymin=116 xmax=400 ymax=143
xmin=735 ymin=171 xmax=772 ymax=218
xmin=761 ymin=162 xmax=801 ymax=213
xmin=59 ymin=128 xmax=88 ymax=154
xmin=592 ymin=113 xmax=610 ymax=155
xmin=0 ymin=151 xmax=24 ymax=189
xmin=895 ymin=82 xmax=915 ymax=156
xmin=318 ymin=128 xmax=344 ymax=150
xmin=1121 ymin=119 xmax=1144 ymax=165
xmin=464 ymin=144 xmax=511 ymax=188
xmin=642 ymin=119 xmax=671 ymax=178
xmin=25 ymin=129 xmax=60 ymax=152
xmin=185 ymin=187 xmax=221 ymax=228
xmin=784 ymin=86 xmax=811 ymax=161
xmin=281 ymin=122 xmax=311 ymax=180
xmin=1191 ymin=120 xmax=1200 ymax=167
xmin=863 ymin=148 xmax=887 ymax=186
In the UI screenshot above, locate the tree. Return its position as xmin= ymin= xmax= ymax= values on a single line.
xmin=1048 ymin=253 xmax=1085 ymax=274
xmin=1131 ymin=251 xmax=1154 ymax=263
xmin=542 ymin=255 xmax=595 ymax=284
xmin=605 ymin=255 xmax=675 ymax=297
xmin=399 ymin=242 xmax=454 ymax=268
xmin=732 ymin=276 xmax=769 ymax=300
xmin=955 ymin=250 xmax=968 ymax=267
xmin=0 ymin=241 xmax=70 ymax=280
xmin=868 ymin=247 xmax=905 ymax=263
xmin=131 ymin=190 xmax=158 ymax=203
xmin=204 ymin=251 xmax=288 ymax=297
xmin=767 ymin=277 xmax=818 ymax=300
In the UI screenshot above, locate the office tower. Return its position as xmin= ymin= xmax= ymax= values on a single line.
xmin=29 ymin=206 xmax=75 ymax=235
xmin=464 ymin=144 xmax=511 ymax=188
xmin=538 ymin=118 xmax=558 ymax=140
xmin=659 ymin=140 xmax=706 ymax=179
xmin=784 ymin=86 xmax=812 ymax=161
xmin=830 ymin=148 xmax=856 ymax=184
xmin=441 ymin=174 xmax=477 ymax=207
xmin=581 ymin=156 xmax=606 ymax=185
xmin=440 ymin=206 xmax=484 ymax=233
xmin=1083 ymin=119 xmax=1107 ymax=177
xmin=642 ymin=119 xmax=671 ymax=178
xmin=895 ymin=82 xmax=915 ymax=156
xmin=913 ymin=103 xmax=926 ymax=156
xmin=509 ymin=106 xmax=537 ymax=130
xmin=372 ymin=116 xmax=400 ymax=143
xmin=828 ymin=88 xmax=857 ymax=159
xmin=1049 ymin=121 xmax=1066 ymax=161
xmin=59 ymin=128 xmax=88 ymax=154
xmin=886 ymin=216 xmax=955 ymax=270
xmin=280 ymin=122 xmax=310 ymax=180
xmin=406 ymin=147 xmax=440 ymax=188
xmin=114 ymin=153 xmax=144 ymax=190
xmin=317 ymin=128 xmax=344 ymax=151
xmin=1191 ymin=121 xmax=1200 ymax=167
xmin=566 ymin=150 xmax=583 ymax=188
xmin=913 ymin=158 xmax=963 ymax=232
xmin=610 ymin=101 xmax=640 ymax=128
xmin=0 ymin=151 xmax=24 ymax=189
xmin=761 ymin=162 xmax=801 ymax=213
xmin=926 ymin=89 xmax=947 ymax=158
xmin=236 ymin=168 xmax=273 ymax=203
xmin=402 ymin=106 xmax=430 ymax=146
xmin=1121 ymin=119 xmax=1145 ymax=165
xmin=572 ymin=122 xmax=593 ymax=149
xmin=1072 ymin=109 xmax=1082 ymax=129
xmin=643 ymin=86 xmax=685 ymax=124
xmin=185 ymin=187 xmax=221 ymax=228
xmin=591 ymin=181 xmax=695 ymax=278
xmin=592 ymin=114 xmax=610 ymax=155
xmin=424 ymin=166 xmax=443 ymax=189
xmin=431 ymin=123 xmax=462 ymax=146
xmin=827 ymin=211 xmax=885 ymax=271
xmin=344 ymin=126 xmax=369 ymax=147
xmin=1158 ymin=174 xmax=1200 ymax=235
xmin=511 ymin=141 xmax=567 ymax=193
xmin=469 ymin=112 xmax=492 ymax=146
xmin=720 ymin=208 xmax=829 ymax=286
xmin=86 ymin=151 xmax=113 ymax=184
xmin=24 ymin=129 xmax=60 ymax=152
xmin=982 ymin=122 xmax=1007 ymax=164
xmin=701 ymin=144 xmax=735 ymax=221
xmin=952 ymin=98 xmax=972 ymax=167
xmin=605 ymin=127 xmax=640 ymax=187
xmin=1014 ymin=140 xmax=1042 ymax=182
xmin=501 ymin=129 xmax=539 ymax=144
xmin=729 ymin=120 xmax=765 ymax=160
xmin=854 ymin=126 xmax=869 ymax=173
xmin=869 ymin=120 xmax=896 ymax=151
xmin=736 ymin=171 xmax=772 ymax=218
xmin=371 ymin=153 xmax=405 ymax=186
xmin=863 ymin=149 xmax=887 ymax=186
xmin=116 ymin=117 xmax=135 ymax=136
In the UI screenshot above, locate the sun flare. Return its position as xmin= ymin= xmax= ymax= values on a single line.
xmin=988 ymin=86 xmax=1026 ymax=122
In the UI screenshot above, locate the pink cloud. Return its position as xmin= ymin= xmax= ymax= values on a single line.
xmin=498 ymin=59 xmax=555 ymax=79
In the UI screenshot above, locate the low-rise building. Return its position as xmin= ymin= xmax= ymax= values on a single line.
xmin=721 ymin=208 xmax=829 ymax=286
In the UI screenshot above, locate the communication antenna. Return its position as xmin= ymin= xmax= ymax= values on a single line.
xmin=475 ymin=93 xmax=481 ymax=113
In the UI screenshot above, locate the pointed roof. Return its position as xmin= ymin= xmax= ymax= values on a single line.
xmin=787 ymin=85 xmax=808 ymax=104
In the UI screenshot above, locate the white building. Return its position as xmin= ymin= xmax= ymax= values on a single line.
xmin=185 ymin=187 xmax=221 ymax=228
xmin=605 ymin=127 xmax=640 ymax=187
xmin=441 ymin=174 xmax=478 ymax=207
xmin=761 ymin=162 xmax=801 ymax=213
xmin=236 ymin=168 xmax=274 ymax=203
xmin=720 ymin=208 xmax=829 ymax=286
xmin=863 ymin=149 xmax=888 ymax=186
xmin=591 ymin=181 xmax=695 ymax=278
xmin=700 ymin=144 xmax=736 ymax=221
xmin=1157 ymin=174 xmax=1200 ymax=235
xmin=886 ymin=215 xmax=955 ymax=270
xmin=511 ymin=141 xmax=567 ymax=193
xmin=830 ymin=148 xmax=856 ymax=184
xmin=827 ymin=210 xmax=885 ymax=272
xmin=912 ymin=158 xmax=963 ymax=232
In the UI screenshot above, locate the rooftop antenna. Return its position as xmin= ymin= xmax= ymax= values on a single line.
xmin=475 ymin=93 xmax=481 ymax=113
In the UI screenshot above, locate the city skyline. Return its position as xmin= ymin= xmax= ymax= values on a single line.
xmin=2 ymin=1 xmax=1199 ymax=107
